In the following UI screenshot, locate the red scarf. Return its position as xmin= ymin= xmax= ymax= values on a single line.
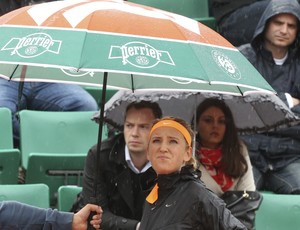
xmin=198 ymin=147 xmax=233 ymax=192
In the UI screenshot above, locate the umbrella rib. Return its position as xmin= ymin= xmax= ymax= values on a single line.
xmin=131 ymin=74 xmax=135 ymax=92
xmin=237 ymin=86 xmax=244 ymax=96
xmin=9 ymin=64 xmax=19 ymax=81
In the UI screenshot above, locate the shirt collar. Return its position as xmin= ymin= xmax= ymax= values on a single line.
xmin=125 ymin=145 xmax=151 ymax=174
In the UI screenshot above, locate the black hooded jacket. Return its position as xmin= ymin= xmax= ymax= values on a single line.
xmin=239 ymin=0 xmax=300 ymax=109
xmin=139 ymin=166 xmax=246 ymax=230
xmin=238 ymin=0 xmax=300 ymax=172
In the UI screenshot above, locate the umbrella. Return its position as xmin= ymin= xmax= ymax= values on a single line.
xmin=0 ymin=0 xmax=274 ymax=92
xmin=0 ymin=0 xmax=296 ymax=212
xmin=102 ymin=89 xmax=300 ymax=135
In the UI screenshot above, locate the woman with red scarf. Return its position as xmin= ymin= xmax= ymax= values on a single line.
xmin=194 ymin=98 xmax=255 ymax=197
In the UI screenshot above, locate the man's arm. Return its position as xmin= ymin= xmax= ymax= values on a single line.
xmin=0 ymin=201 xmax=102 ymax=230
xmin=82 ymin=143 xmax=139 ymax=230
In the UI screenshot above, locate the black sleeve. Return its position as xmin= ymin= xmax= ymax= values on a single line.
xmin=82 ymin=143 xmax=139 ymax=230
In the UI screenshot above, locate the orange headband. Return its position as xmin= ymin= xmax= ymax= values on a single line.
xmin=149 ymin=120 xmax=192 ymax=147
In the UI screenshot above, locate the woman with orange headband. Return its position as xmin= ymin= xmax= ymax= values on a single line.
xmin=138 ymin=116 xmax=246 ymax=230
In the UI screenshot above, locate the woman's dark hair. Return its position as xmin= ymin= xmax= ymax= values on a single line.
xmin=194 ymin=98 xmax=247 ymax=178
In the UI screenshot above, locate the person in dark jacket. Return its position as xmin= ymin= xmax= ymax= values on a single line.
xmin=239 ymin=0 xmax=300 ymax=194
xmin=209 ymin=0 xmax=270 ymax=46
xmin=139 ymin=116 xmax=246 ymax=230
xmin=0 ymin=201 xmax=102 ymax=230
xmin=79 ymin=101 xmax=162 ymax=230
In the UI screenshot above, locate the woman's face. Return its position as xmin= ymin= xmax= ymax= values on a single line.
xmin=147 ymin=126 xmax=192 ymax=175
xmin=197 ymin=106 xmax=226 ymax=149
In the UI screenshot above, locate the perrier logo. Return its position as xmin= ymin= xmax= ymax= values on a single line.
xmin=1 ymin=32 xmax=62 ymax=58
xmin=109 ymin=42 xmax=175 ymax=68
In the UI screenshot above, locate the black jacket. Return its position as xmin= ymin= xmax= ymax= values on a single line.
xmin=140 ymin=166 xmax=246 ymax=230
xmin=82 ymin=133 xmax=156 ymax=230
xmin=239 ymin=0 xmax=300 ymax=108
xmin=209 ymin=0 xmax=258 ymax=22
xmin=238 ymin=0 xmax=300 ymax=172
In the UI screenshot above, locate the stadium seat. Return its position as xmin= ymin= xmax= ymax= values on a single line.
xmin=0 ymin=183 xmax=50 ymax=208
xmin=0 ymin=149 xmax=21 ymax=184
xmin=25 ymin=153 xmax=86 ymax=207
xmin=128 ymin=0 xmax=217 ymax=30
xmin=0 ymin=107 xmax=13 ymax=149
xmin=255 ymin=192 xmax=300 ymax=230
xmin=129 ymin=0 xmax=207 ymax=18
xmin=57 ymin=185 xmax=83 ymax=212
xmin=82 ymin=86 xmax=118 ymax=105
xmin=197 ymin=17 xmax=217 ymax=31
xmin=19 ymin=110 xmax=106 ymax=169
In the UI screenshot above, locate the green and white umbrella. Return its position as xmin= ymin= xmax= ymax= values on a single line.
xmin=0 ymin=0 xmax=274 ymax=94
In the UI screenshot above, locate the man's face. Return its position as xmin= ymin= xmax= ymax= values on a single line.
xmin=264 ymin=13 xmax=298 ymax=50
xmin=124 ymin=107 xmax=156 ymax=155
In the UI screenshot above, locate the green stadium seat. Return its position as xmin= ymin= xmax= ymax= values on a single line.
xmin=255 ymin=192 xmax=300 ymax=230
xmin=129 ymin=0 xmax=208 ymax=18
xmin=82 ymin=86 xmax=118 ymax=106
xmin=25 ymin=153 xmax=86 ymax=207
xmin=0 ymin=183 xmax=50 ymax=208
xmin=128 ymin=0 xmax=217 ymax=30
xmin=196 ymin=17 xmax=217 ymax=30
xmin=0 ymin=149 xmax=21 ymax=184
xmin=57 ymin=185 xmax=82 ymax=212
xmin=19 ymin=110 xmax=106 ymax=169
xmin=0 ymin=107 xmax=13 ymax=149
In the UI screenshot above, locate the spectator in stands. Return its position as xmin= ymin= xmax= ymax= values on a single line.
xmin=0 ymin=80 xmax=98 ymax=148
xmin=75 ymin=101 xmax=162 ymax=230
xmin=193 ymin=98 xmax=257 ymax=229
xmin=0 ymin=201 xmax=102 ymax=230
xmin=239 ymin=0 xmax=300 ymax=194
xmin=209 ymin=0 xmax=270 ymax=46
xmin=0 ymin=0 xmax=99 ymax=148
xmin=193 ymin=98 xmax=255 ymax=197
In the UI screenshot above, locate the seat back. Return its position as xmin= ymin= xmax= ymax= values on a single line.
xmin=255 ymin=193 xmax=300 ymax=230
xmin=82 ymin=86 xmax=118 ymax=106
xmin=128 ymin=0 xmax=216 ymax=30
xmin=0 ymin=149 xmax=21 ymax=184
xmin=0 ymin=107 xmax=13 ymax=149
xmin=0 ymin=183 xmax=50 ymax=208
xmin=19 ymin=110 xmax=105 ymax=169
xmin=129 ymin=0 xmax=209 ymax=18
xmin=57 ymin=185 xmax=83 ymax=212
xmin=25 ymin=153 xmax=86 ymax=207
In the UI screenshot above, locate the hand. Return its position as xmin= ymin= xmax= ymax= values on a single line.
xmin=136 ymin=222 xmax=141 ymax=230
xmin=292 ymin=97 xmax=300 ymax=107
xmin=72 ymin=204 xmax=103 ymax=230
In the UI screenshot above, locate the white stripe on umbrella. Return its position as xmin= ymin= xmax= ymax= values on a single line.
xmin=27 ymin=0 xmax=200 ymax=34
